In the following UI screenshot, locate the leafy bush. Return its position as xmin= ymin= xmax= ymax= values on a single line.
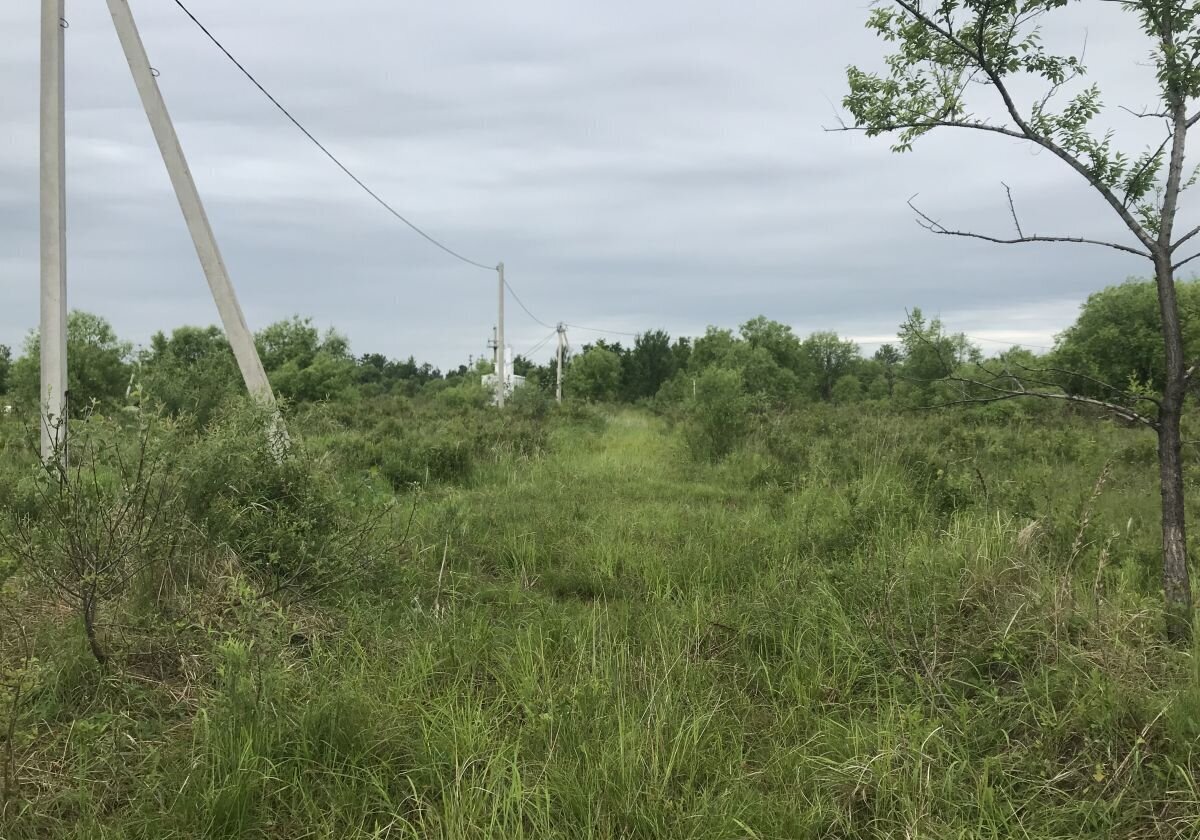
xmin=434 ymin=380 xmax=492 ymax=412
xmin=507 ymin=381 xmax=553 ymax=421
xmin=682 ymin=367 xmax=753 ymax=461
xmin=831 ymin=373 xmax=864 ymax=403
xmin=175 ymin=403 xmax=388 ymax=599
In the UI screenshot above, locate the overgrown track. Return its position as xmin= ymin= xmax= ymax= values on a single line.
xmin=2 ymin=405 xmax=1198 ymax=839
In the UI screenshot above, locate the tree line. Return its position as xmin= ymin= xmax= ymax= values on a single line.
xmin=0 ymin=278 xmax=1194 ymax=419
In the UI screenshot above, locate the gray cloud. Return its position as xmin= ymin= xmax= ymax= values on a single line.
xmin=0 ymin=0 xmax=1181 ymax=368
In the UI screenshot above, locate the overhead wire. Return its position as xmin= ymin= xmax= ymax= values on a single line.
xmin=174 ymin=3 xmax=1034 ymax=355
xmin=522 ymin=330 xmax=558 ymax=359
xmin=963 ymin=334 xmax=1055 ymax=352
xmin=564 ymin=323 xmax=641 ymax=338
xmin=506 ymin=281 xmax=645 ymax=341
xmin=504 ymin=280 xmax=555 ymax=329
xmin=174 ymin=0 xmax=651 ymax=344
xmin=172 ymin=0 xmax=496 ymax=273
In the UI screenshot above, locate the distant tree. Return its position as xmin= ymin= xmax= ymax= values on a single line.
xmin=866 ymin=374 xmax=891 ymax=401
xmin=357 ymin=353 xmax=390 ymax=388
xmin=688 ymin=324 xmax=805 ymax=402
xmin=832 ymin=374 xmax=865 ymax=404
xmin=256 ymin=317 xmax=356 ymax=402
xmin=0 ymin=344 xmax=10 ymax=395
xmin=1054 ymin=279 xmax=1200 ymax=398
xmin=689 ymin=327 xmax=740 ymax=371
xmin=687 ymin=327 xmax=798 ymax=402
xmin=895 ymin=309 xmax=979 ymax=406
xmin=801 ymin=331 xmax=860 ymax=401
xmin=624 ymin=330 xmax=677 ymax=401
xmin=140 ymin=325 xmax=240 ymax=424
xmin=256 ymin=317 xmax=322 ymax=372
xmin=740 ymin=317 xmax=805 ymax=373
xmin=366 ymin=355 xmax=441 ymax=395
xmin=568 ymin=346 xmax=622 ymax=402
xmin=844 ymin=0 xmax=1200 ymax=639
xmin=512 ymin=355 xmax=537 ymax=377
xmin=10 ymin=311 xmax=132 ymax=413
xmin=671 ymin=337 xmax=693 ymax=372
xmin=874 ymin=343 xmax=902 ymax=397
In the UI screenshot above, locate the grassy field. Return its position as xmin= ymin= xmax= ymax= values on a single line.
xmin=1 ymin=402 xmax=1199 ymax=838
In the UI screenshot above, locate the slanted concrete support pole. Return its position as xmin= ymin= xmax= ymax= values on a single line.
xmin=105 ymin=0 xmax=277 ymax=409
xmin=106 ymin=0 xmax=286 ymax=454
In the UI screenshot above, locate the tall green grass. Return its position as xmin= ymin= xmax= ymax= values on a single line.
xmin=1 ymin=401 xmax=1198 ymax=838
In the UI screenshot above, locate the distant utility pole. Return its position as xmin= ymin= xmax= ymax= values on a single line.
xmin=556 ymin=323 xmax=566 ymax=403
xmin=104 ymin=0 xmax=283 ymax=448
xmin=496 ymin=262 xmax=506 ymax=407
xmin=487 ymin=327 xmax=498 ymax=382
xmin=39 ymin=0 xmax=68 ymax=463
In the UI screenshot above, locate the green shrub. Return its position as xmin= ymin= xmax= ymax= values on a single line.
xmin=507 ymin=382 xmax=552 ymax=421
xmin=435 ymin=380 xmax=491 ymax=412
xmin=682 ymin=367 xmax=753 ymax=461
xmin=831 ymin=373 xmax=864 ymax=403
xmin=176 ymin=403 xmax=387 ymax=599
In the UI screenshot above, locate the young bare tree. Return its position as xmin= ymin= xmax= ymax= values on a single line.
xmin=0 ymin=419 xmax=181 ymax=664
xmin=843 ymin=1 xmax=1200 ymax=642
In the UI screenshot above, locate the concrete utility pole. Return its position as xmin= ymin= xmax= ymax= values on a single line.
xmin=496 ymin=262 xmax=506 ymax=407
xmin=40 ymin=0 xmax=68 ymax=463
xmin=105 ymin=0 xmax=276 ymax=413
xmin=487 ymin=327 xmax=498 ymax=392
xmin=555 ymin=323 xmax=566 ymax=404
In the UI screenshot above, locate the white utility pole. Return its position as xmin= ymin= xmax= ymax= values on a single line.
xmin=105 ymin=0 xmax=275 ymax=412
xmin=555 ymin=323 xmax=565 ymax=404
xmin=496 ymin=262 xmax=506 ymax=407
xmin=488 ymin=327 xmax=498 ymax=375
xmin=39 ymin=0 xmax=68 ymax=463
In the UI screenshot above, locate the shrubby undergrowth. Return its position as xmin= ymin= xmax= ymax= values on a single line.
xmin=2 ymin=288 xmax=1200 ymax=836
xmin=0 ymin=390 xmax=1196 ymax=838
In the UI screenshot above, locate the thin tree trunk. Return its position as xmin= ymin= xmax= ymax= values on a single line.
xmin=82 ymin=594 xmax=107 ymax=665
xmin=1155 ymin=255 xmax=1194 ymax=643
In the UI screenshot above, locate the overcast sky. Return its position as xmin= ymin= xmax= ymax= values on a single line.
xmin=0 ymin=1 xmax=1188 ymax=368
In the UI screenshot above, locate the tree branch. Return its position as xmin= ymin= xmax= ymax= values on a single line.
xmin=1001 ymin=359 xmax=1162 ymax=409
xmin=908 ymin=196 xmax=1152 ymax=258
xmin=1121 ymin=104 xmax=1172 ymax=120
xmin=891 ymin=0 xmax=1160 ymax=254
xmin=1174 ymin=251 xmax=1200 ymax=272
xmin=828 ymin=118 xmax=1027 ymax=141
xmin=1173 ymin=223 xmax=1200 ymax=252
xmin=935 ymin=373 xmax=1160 ymax=429
xmin=1002 ymin=181 xmax=1024 ymax=238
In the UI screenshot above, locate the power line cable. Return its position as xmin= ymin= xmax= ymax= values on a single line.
xmin=504 ymin=279 xmax=554 ymax=329
xmin=172 ymin=0 xmax=496 ymax=273
xmin=522 ymin=330 xmax=558 ymax=359
xmin=505 ymin=279 xmax=643 ymax=340
xmin=174 ymin=1 xmax=656 ymax=348
xmin=964 ymin=334 xmax=1055 ymax=352
xmin=564 ymin=322 xmax=641 ymax=338
xmin=159 ymin=3 xmax=1069 ymax=361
